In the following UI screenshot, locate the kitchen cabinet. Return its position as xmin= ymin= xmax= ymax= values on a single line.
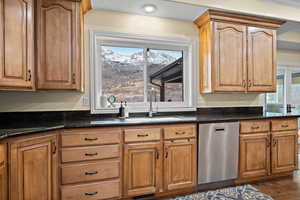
xmin=36 ymin=0 xmax=82 ymax=90
xmin=124 ymin=142 xmax=163 ymax=197
xmin=239 ymin=133 xmax=270 ymax=179
xmin=0 ymin=144 xmax=7 ymax=200
xmin=60 ymin=128 xmax=122 ymax=200
xmin=238 ymin=118 xmax=298 ymax=183
xmin=0 ymin=0 xmax=34 ymax=90
xmin=194 ymin=10 xmax=285 ymax=93
xmin=247 ymin=27 xmax=276 ymax=92
xmin=212 ymin=22 xmax=247 ymax=92
xmin=164 ymin=139 xmax=196 ymax=191
xmin=9 ymin=134 xmax=58 ymax=200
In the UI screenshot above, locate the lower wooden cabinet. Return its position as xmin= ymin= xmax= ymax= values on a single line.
xmin=0 ymin=144 xmax=7 ymax=200
xmin=124 ymin=142 xmax=163 ymax=197
xmin=9 ymin=134 xmax=58 ymax=200
xmin=164 ymin=139 xmax=196 ymax=191
xmin=239 ymin=133 xmax=270 ymax=179
xmin=238 ymin=118 xmax=298 ymax=183
xmin=271 ymin=131 xmax=298 ymax=174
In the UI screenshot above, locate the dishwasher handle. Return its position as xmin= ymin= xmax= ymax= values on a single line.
xmin=215 ymin=128 xmax=225 ymax=133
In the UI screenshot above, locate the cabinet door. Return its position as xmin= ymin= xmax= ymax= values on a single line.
xmin=10 ymin=135 xmax=58 ymax=200
xmin=213 ymin=22 xmax=247 ymax=92
xmin=36 ymin=0 xmax=81 ymax=90
xmin=124 ymin=142 xmax=162 ymax=197
xmin=271 ymin=131 xmax=298 ymax=174
xmin=0 ymin=0 xmax=34 ymax=89
xmin=239 ymin=133 xmax=270 ymax=179
xmin=0 ymin=144 xmax=7 ymax=200
xmin=164 ymin=139 xmax=196 ymax=191
xmin=247 ymin=27 xmax=276 ymax=92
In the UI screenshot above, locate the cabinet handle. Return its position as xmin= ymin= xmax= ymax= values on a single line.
xmin=267 ymin=138 xmax=270 ymax=147
xmin=0 ymin=161 xmax=4 ymax=167
xmin=273 ymin=139 xmax=277 ymax=146
xmin=251 ymin=126 xmax=260 ymax=130
xmin=165 ymin=150 xmax=168 ymax=158
xmin=84 ymin=137 xmax=98 ymax=141
xmin=156 ymin=149 xmax=160 ymax=160
xmin=52 ymin=141 xmax=57 ymax=154
xmin=72 ymin=73 xmax=76 ymax=84
xmin=175 ymin=131 xmax=186 ymax=135
xmin=281 ymin=124 xmax=289 ymax=128
xmin=137 ymin=134 xmax=149 ymax=137
xmin=85 ymin=192 xmax=98 ymax=196
xmin=85 ymin=152 xmax=98 ymax=156
xmin=248 ymin=80 xmax=252 ymax=87
xmin=243 ymin=80 xmax=246 ymax=88
xmin=27 ymin=70 xmax=32 ymax=82
xmin=85 ymin=171 xmax=98 ymax=175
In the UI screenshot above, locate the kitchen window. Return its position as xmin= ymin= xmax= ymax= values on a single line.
xmin=265 ymin=66 xmax=300 ymax=114
xmin=90 ymin=31 xmax=197 ymax=113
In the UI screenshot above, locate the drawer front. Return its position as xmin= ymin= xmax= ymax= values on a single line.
xmin=240 ymin=120 xmax=270 ymax=134
xmin=124 ymin=128 xmax=161 ymax=143
xmin=164 ymin=125 xmax=196 ymax=139
xmin=61 ymin=179 xmax=120 ymax=200
xmin=271 ymin=118 xmax=297 ymax=132
xmin=61 ymin=160 xmax=120 ymax=185
xmin=61 ymin=128 xmax=121 ymax=147
xmin=61 ymin=145 xmax=120 ymax=163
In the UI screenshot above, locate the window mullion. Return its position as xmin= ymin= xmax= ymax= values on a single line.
xmin=143 ymin=47 xmax=148 ymax=104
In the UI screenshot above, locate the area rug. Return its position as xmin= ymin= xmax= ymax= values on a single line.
xmin=167 ymin=185 xmax=273 ymax=200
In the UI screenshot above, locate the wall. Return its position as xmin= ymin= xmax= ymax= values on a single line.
xmin=278 ymin=49 xmax=300 ymax=66
xmin=170 ymin=0 xmax=300 ymax=22
xmin=0 ymin=9 xmax=299 ymax=112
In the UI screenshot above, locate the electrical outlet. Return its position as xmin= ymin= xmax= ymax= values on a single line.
xmin=82 ymin=96 xmax=90 ymax=106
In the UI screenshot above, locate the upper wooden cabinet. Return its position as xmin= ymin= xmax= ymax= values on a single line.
xmin=36 ymin=0 xmax=82 ymax=90
xmin=0 ymin=0 xmax=34 ymax=90
xmin=9 ymin=134 xmax=58 ymax=200
xmin=194 ymin=10 xmax=285 ymax=93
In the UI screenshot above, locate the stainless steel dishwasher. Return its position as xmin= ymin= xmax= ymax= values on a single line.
xmin=198 ymin=122 xmax=239 ymax=184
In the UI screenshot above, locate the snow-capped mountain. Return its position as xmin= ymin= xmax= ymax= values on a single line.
xmin=100 ymin=47 xmax=178 ymax=66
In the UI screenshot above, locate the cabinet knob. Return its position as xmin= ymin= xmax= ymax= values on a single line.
xmin=175 ymin=131 xmax=186 ymax=135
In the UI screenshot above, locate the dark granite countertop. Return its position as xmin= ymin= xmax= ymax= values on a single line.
xmin=1 ymin=110 xmax=300 ymax=140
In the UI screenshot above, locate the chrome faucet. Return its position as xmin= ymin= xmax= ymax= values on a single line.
xmin=149 ymin=87 xmax=157 ymax=117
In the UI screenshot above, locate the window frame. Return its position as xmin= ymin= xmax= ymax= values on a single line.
xmin=89 ymin=30 xmax=197 ymax=114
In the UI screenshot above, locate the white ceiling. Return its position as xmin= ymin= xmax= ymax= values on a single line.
xmin=91 ymin=0 xmax=208 ymax=21
xmin=92 ymin=0 xmax=300 ymax=51
xmin=263 ymin=0 xmax=300 ymax=7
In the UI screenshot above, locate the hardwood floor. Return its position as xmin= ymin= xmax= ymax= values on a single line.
xmin=253 ymin=152 xmax=300 ymax=200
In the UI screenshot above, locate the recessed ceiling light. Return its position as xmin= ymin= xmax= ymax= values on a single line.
xmin=143 ymin=4 xmax=157 ymax=13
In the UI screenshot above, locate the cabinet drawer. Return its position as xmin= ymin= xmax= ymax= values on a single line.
xmin=240 ymin=120 xmax=270 ymax=134
xmin=61 ymin=179 xmax=120 ymax=200
xmin=61 ymin=145 xmax=120 ymax=163
xmin=271 ymin=118 xmax=297 ymax=132
xmin=61 ymin=128 xmax=121 ymax=147
xmin=164 ymin=125 xmax=196 ymax=139
xmin=124 ymin=128 xmax=161 ymax=143
xmin=61 ymin=160 xmax=120 ymax=184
